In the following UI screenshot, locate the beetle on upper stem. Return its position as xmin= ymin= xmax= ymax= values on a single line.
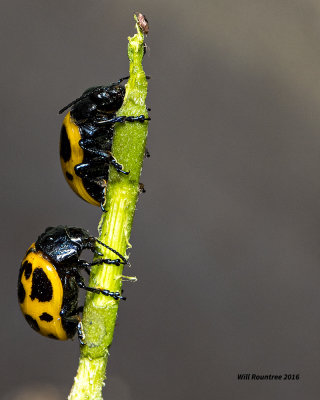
xmin=59 ymin=77 xmax=150 ymax=211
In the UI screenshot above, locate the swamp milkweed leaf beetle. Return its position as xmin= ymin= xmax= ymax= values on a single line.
xmin=59 ymin=77 xmax=150 ymax=210
xmin=18 ymin=226 xmax=127 ymax=343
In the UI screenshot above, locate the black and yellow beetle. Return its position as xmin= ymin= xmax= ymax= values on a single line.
xmin=18 ymin=225 xmax=126 ymax=342
xmin=59 ymin=77 xmax=150 ymax=209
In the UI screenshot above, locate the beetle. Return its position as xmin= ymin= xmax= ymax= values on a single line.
xmin=18 ymin=225 xmax=126 ymax=343
xmin=59 ymin=77 xmax=150 ymax=209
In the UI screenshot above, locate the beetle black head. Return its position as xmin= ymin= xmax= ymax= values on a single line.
xmin=88 ymin=85 xmax=125 ymax=113
xmin=59 ymin=83 xmax=125 ymax=115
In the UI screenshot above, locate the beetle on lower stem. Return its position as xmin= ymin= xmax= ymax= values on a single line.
xmin=18 ymin=225 xmax=126 ymax=344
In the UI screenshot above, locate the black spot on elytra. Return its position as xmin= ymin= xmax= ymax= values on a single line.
xmin=22 ymin=261 xmax=32 ymax=280
xmin=47 ymin=333 xmax=58 ymax=340
xmin=18 ymin=281 xmax=26 ymax=303
xmin=60 ymin=125 xmax=71 ymax=162
xmin=25 ymin=314 xmax=40 ymax=332
xmin=30 ymin=268 xmax=53 ymax=302
xmin=39 ymin=312 xmax=53 ymax=322
xmin=18 ymin=262 xmax=26 ymax=303
xmin=66 ymin=172 xmax=73 ymax=181
xmin=18 ymin=264 xmax=25 ymax=282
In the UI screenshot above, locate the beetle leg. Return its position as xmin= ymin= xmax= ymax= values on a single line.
xmin=78 ymin=137 xmax=112 ymax=158
xmin=74 ymin=162 xmax=108 ymax=179
xmin=111 ymin=75 xmax=150 ymax=85
xmin=79 ymin=258 xmax=126 ymax=269
xmin=94 ymin=239 xmax=128 ymax=264
xmin=79 ymin=137 xmax=140 ymax=173
xmin=77 ymin=261 xmax=91 ymax=275
xmin=90 ymin=258 xmax=125 ymax=266
xmin=78 ymin=254 xmax=126 ymax=275
xmin=95 ymin=114 xmax=151 ymax=125
xmin=77 ymin=320 xmax=85 ymax=345
xmin=111 ymin=76 xmax=129 ymax=85
xmin=78 ymin=139 xmax=129 ymax=174
xmin=78 ymin=258 xmax=125 ymax=270
xmin=107 ymin=152 xmax=130 ymax=174
xmin=75 ymin=157 xmax=128 ymax=177
xmin=84 ymin=237 xmax=128 ymax=264
xmin=60 ymin=311 xmax=85 ymax=345
xmin=76 ymin=277 xmax=126 ymax=301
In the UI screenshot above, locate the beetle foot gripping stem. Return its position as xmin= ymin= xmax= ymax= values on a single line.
xmin=95 ymin=238 xmax=128 ymax=264
xmin=77 ymin=320 xmax=85 ymax=345
xmin=77 ymin=280 xmax=126 ymax=301
xmin=106 ymin=151 xmax=130 ymax=175
xmin=96 ymin=115 xmax=151 ymax=125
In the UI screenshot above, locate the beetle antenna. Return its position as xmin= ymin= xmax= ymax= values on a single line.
xmin=58 ymin=76 xmax=138 ymax=114
xmin=95 ymin=238 xmax=127 ymax=264
xmin=113 ymin=76 xmax=130 ymax=85
xmin=58 ymin=90 xmax=95 ymax=114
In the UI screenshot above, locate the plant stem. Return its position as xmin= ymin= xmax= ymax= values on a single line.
xmin=68 ymin=16 xmax=149 ymax=400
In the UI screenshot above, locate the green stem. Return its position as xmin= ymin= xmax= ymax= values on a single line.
xmin=68 ymin=16 xmax=148 ymax=400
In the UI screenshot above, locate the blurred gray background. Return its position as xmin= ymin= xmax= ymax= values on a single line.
xmin=1 ymin=0 xmax=320 ymax=399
